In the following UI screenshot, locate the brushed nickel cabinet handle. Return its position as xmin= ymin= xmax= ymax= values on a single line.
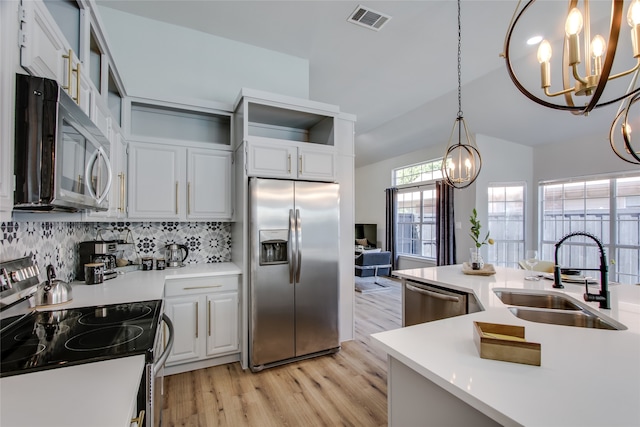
xmin=187 ymin=182 xmax=191 ymax=215
xmin=183 ymin=285 xmax=222 ymax=290
xmin=118 ymin=173 xmax=125 ymax=212
xmin=62 ymin=49 xmax=72 ymax=92
xmin=74 ymin=61 xmax=80 ymax=103
xmin=175 ymin=181 xmax=179 ymax=214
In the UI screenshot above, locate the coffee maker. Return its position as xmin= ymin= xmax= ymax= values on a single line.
xmin=77 ymin=241 xmax=119 ymax=281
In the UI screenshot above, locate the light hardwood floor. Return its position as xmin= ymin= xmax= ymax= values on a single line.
xmin=162 ymin=279 xmax=402 ymax=427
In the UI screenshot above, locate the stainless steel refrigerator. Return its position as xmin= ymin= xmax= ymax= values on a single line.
xmin=249 ymin=178 xmax=340 ymax=371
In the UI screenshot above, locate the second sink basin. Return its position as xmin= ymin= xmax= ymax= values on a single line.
xmin=493 ymin=288 xmax=627 ymax=331
xmin=508 ymin=307 xmax=627 ymax=330
xmin=494 ymin=290 xmax=582 ymax=310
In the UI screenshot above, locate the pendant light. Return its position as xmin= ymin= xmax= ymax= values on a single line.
xmin=442 ymin=0 xmax=482 ymax=189
xmin=503 ymin=0 xmax=640 ymax=115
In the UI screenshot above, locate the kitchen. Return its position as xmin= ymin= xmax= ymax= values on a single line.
xmin=1 ymin=1 xmax=640 ymax=426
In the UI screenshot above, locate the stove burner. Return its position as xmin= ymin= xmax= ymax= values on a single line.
xmin=78 ymin=303 xmax=152 ymax=326
xmin=1 ymin=343 xmax=46 ymax=365
xmin=64 ymin=325 xmax=144 ymax=351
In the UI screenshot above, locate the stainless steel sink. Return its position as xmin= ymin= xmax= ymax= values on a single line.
xmin=508 ymin=307 xmax=627 ymax=330
xmin=494 ymin=290 xmax=582 ymax=310
xmin=493 ymin=289 xmax=627 ymax=331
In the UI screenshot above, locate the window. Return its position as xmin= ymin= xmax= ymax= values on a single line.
xmin=393 ymin=159 xmax=443 ymax=186
xmin=393 ymin=159 xmax=443 ymax=260
xmin=397 ymin=188 xmax=437 ymax=258
xmin=540 ymin=174 xmax=640 ymax=284
xmin=487 ymin=183 xmax=525 ymax=268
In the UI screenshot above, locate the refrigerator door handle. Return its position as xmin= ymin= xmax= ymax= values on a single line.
xmin=289 ymin=209 xmax=295 ymax=284
xmin=295 ymin=208 xmax=302 ymax=282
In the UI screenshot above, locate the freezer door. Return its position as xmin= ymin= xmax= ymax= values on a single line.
xmin=294 ymin=181 xmax=340 ymax=356
xmin=249 ymin=178 xmax=296 ymax=366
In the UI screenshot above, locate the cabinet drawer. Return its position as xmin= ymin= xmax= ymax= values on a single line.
xmin=165 ymin=275 xmax=238 ymax=297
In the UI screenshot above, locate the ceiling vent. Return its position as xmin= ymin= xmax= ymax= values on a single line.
xmin=347 ymin=5 xmax=391 ymax=31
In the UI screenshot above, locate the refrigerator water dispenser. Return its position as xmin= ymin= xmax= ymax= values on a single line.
xmin=259 ymin=230 xmax=288 ymax=265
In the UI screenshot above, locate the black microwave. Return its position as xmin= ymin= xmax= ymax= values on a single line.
xmin=14 ymin=73 xmax=112 ymax=212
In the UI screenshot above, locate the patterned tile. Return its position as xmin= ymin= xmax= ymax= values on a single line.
xmin=0 ymin=221 xmax=232 ymax=282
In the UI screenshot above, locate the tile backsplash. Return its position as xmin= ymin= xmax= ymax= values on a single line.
xmin=0 ymin=221 xmax=231 ymax=282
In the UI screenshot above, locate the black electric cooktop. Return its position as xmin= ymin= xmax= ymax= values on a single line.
xmin=0 ymin=300 xmax=162 ymax=378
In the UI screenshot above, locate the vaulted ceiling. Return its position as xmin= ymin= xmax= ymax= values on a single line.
xmin=98 ymin=1 xmax=627 ymax=167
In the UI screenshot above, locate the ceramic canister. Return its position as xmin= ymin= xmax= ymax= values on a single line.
xmin=84 ymin=263 xmax=104 ymax=285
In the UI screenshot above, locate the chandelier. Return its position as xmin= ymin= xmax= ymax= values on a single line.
xmin=442 ymin=0 xmax=482 ymax=189
xmin=503 ymin=0 xmax=640 ymax=115
xmin=609 ymin=78 xmax=640 ymax=163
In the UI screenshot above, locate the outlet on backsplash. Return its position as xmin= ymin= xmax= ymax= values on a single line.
xmin=0 ymin=221 xmax=232 ymax=282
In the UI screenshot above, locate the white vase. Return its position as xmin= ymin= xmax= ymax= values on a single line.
xmin=469 ymin=247 xmax=484 ymax=270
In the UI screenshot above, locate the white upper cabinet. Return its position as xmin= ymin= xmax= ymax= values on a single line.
xmin=187 ymin=149 xmax=233 ymax=220
xmin=128 ymin=141 xmax=185 ymax=219
xmin=245 ymin=138 xmax=297 ymax=179
xmin=18 ymin=0 xmax=126 ymax=123
xmin=1 ymin=0 xmax=20 ymax=221
xmin=124 ymin=97 xmax=234 ymax=221
xmin=245 ymin=137 xmax=335 ymax=181
xmin=19 ymin=0 xmax=72 ymax=84
xmin=235 ymin=89 xmax=339 ymax=182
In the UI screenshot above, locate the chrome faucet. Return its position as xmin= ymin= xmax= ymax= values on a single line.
xmin=553 ymin=231 xmax=610 ymax=309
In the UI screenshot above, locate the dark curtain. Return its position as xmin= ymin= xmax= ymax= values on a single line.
xmin=436 ymin=180 xmax=456 ymax=266
xmin=385 ymin=187 xmax=398 ymax=270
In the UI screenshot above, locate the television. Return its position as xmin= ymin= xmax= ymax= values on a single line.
xmin=355 ymin=224 xmax=377 ymax=248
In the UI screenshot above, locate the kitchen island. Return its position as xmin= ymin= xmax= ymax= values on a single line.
xmin=0 ymin=262 xmax=240 ymax=427
xmin=372 ymin=265 xmax=640 ymax=427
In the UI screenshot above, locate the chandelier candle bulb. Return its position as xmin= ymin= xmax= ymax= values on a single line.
xmin=566 ymin=8 xmax=583 ymax=66
xmin=630 ymin=0 xmax=640 ymax=57
xmin=538 ymin=40 xmax=552 ymax=88
xmin=591 ymin=35 xmax=606 ymax=75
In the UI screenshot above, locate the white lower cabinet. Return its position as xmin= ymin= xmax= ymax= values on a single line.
xmin=164 ymin=275 xmax=239 ymax=368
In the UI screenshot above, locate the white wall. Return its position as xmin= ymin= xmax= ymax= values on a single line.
xmin=98 ymin=7 xmax=309 ymax=104
xmin=533 ymin=133 xmax=637 ymax=182
xmin=474 ymin=135 xmax=534 ymax=251
xmin=355 ymin=145 xmax=443 ymax=250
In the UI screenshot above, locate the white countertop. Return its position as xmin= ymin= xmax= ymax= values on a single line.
xmin=372 ymin=265 xmax=640 ymax=427
xmin=0 ymin=356 xmax=145 ymax=427
xmin=0 ymin=262 xmax=241 ymax=427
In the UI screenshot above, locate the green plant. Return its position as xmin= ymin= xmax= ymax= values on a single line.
xmin=469 ymin=208 xmax=494 ymax=248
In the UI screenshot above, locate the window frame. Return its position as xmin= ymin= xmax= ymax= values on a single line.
xmin=486 ymin=182 xmax=526 ymax=269
xmin=393 ymin=159 xmax=443 ymax=261
xmin=539 ymin=172 xmax=640 ymax=285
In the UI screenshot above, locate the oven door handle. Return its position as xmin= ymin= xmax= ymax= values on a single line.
xmin=405 ymin=283 xmax=461 ymax=303
xmin=154 ymin=314 xmax=174 ymax=372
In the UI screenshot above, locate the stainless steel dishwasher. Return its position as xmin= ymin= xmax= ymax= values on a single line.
xmin=403 ymin=279 xmax=480 ymax=326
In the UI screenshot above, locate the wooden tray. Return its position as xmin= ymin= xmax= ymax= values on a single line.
xmin=462 ymin=262 xmax=496 ymax=276
xmin=473 ymin=321 xmax=541 ymax=366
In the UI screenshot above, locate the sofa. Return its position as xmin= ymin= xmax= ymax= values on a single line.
xmin=355 ymin=250 xmax=392 ymax=277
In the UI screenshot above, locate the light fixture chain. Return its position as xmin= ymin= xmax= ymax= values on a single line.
xmin=457 ymin=0 xmax=462 ymax=119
